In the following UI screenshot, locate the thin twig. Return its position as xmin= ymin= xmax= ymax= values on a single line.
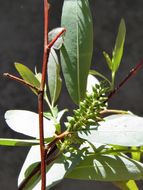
xmin=3 ymin=73 xmax=39 ymax=94
xmin=108 ymin=60 xmax=143 ymax=100
xmin=47 ymin=28 xmax=66 ymax=49
xmin=38 ymin=0 xmax=49 ymax=189
xmin=38 ymin=1 xmax=66 ymax=189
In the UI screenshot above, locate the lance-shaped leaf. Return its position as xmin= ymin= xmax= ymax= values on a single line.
xmin=5 ymin=110 xmax=55 ymax=139
xmin=89 ymin=69 xmax=111 ymax=86
xmin=67 ymin=154 xmax=143 ymax=181
xmin=15 ymin=63 xmax=40 ymax=94
xmin=112 ymin=18 xmax=126 ymax=72
xmin=18 ymin=146 xmax=84 ymax=189
xmin=103 ymin=51 xmax=112 ymax=70
xmin=48 ymin=48 xmax=62 ymax=105
xmin=60 ymin=0 xmax=93 ymax=104
xmin=0 ymin=138 xmax=39 ymax=146
xmin=79 ymin=113 xmax=143 ymax=146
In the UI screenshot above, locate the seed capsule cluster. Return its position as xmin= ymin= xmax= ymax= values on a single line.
xmin=67 ymin=84 xmax=108 ymax=132
xmin=60 ymin=84 xmax=108 ymax=151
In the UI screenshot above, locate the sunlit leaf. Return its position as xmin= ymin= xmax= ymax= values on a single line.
xmin=0 ymin=138 xmax=39 ymax=146
xmin=15 ymin=63 xmax=40 ymax=94
xmin=5 ymin=110 xmax=56 ymax=139
xmin=48 ymin=48 xmax=62 ymax=105
xmin=131 ymin=147 xmax=141 ymax=161
xmin=103 ymin=51 xmax=112 ymax=70
xmin=18 ymin=146 xmax=40 ymax=189
xmin=67 ymin=154 xmax=143 ymax=181
xmin=112 ymin=18 xmax=126 ymax=72
xmin=86 ymin=74 xmax=99 ymax=94
xmin=89 ymin=70 xmax=111 ymax=86
xmin=113 ymin=180 xmax=139 ymax=190
xmin=57 ymin=109 xmax=68 ymax=122
xmin=60 ymin=0 xmax=93 ymax=104
xmin=18 ymin=146 xmax=83 ymax=189
xmin=34 ymin=72 xmax=42 ymax=84
xmin=79 ymin=113 xmax=143 ymax=146
xmin=34 ymin=72 xmax=48 ymax=101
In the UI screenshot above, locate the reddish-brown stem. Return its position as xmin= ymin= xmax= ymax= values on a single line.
xmin=108 ymin=60 xmax=143 ymax=100
xmin=38 ymin=0 xmax=49 ymax=190
xmin=3 ymin=73 xmax=39 ymax=94
xmin=38 ymin=1 xmax=66 ymax=189
xmin=40 ymin=0 xmax=49 ymax=91
xmin=47 ymin=28 xmax=66 ymax=49
xmin=38 ymin=92 xmax=46 ymax=190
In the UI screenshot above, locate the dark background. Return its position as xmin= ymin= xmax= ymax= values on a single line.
xmin=0 ymin=0 xmax=143 ymax=189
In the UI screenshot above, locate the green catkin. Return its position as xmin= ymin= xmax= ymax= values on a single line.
xmin=60 ymin=84 xmax=108 ymax=151
xmin=67 ymin=84 xmax=108 ymax=133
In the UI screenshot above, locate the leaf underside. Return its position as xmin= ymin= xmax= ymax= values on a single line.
xmin=48 ymin=48 xmax=62 ymax=105
xmin=79 ymin=114 xmax=143 ymax=146
xmin=18 ymin=147 xmax=83 ymax=190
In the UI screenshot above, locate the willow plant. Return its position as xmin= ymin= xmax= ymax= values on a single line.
xmin=1 ymin=0 xmax=143 ymax=190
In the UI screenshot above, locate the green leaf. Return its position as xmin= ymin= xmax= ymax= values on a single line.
xmin=18 ymin=146 xmax=84 ymax=189
xmin=131 ymin=147 xmax=141 ymax=161
xmin=103 ymin=51 xmax=112 ymax=70
xmin=89 ymin=70 xmax=111 ymax=86
xmin=0 ymin=138 xmax=39 ymax=146
xmin=48 ymin=48 xmax=62 ymax=105
xmin=79 ymin=113 xmax=143 ymax=146
xmin=113 ymin=180 xmax=139 ymax=190
xmin=67 ymin=154 xmax=143 ymax=181
xmin=15 ymin=63 xmax=40 ymax=94
xmin=60 ymin=0 xmax=93 ymax=104
xmin=44 ymin=108 xmax=67 ymax=133
xmin=34 ymin=71 xmax=47 ymax=92
xmin=112 ymin=18 xmax=126 ymax=72
xmin=34 ymin=72 xmax=42 ymax=84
